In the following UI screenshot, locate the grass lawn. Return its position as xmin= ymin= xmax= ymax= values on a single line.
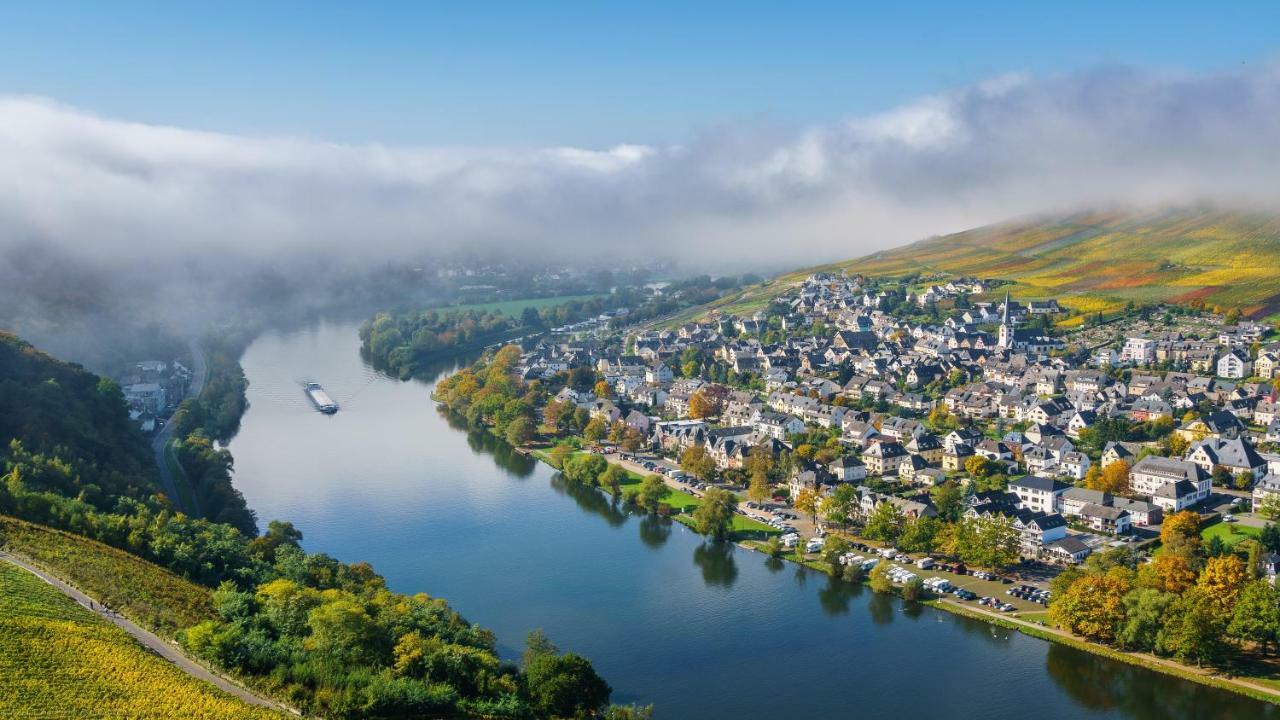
xmin=1201 ymin=520 xmax=1261 ymax=548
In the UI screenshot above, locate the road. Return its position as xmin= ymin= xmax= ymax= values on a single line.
xmin=0 ymin=551 xmax=289 ymax=713
xmin=152 ymin=339 xmax=207 ymax=514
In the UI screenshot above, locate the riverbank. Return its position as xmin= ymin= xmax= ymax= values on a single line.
xmin=512 ymin=443 xmax=1280 ymax=706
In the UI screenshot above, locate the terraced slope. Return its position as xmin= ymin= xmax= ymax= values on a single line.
xmin=678 ymin=208 xmax=1280 ymax=324
xmin=0 ymin=562 xmax=281 ymax=719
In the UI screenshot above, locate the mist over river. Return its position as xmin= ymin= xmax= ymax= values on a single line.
xmin=228 ymin=320 xmax=1275 ymax=720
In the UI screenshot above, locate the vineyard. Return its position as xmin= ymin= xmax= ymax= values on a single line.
xmin=679 ymin=208 xmax=1280 ymax=323
xmin=0 ymin=563 xmax=282 ymax=719
xmin=0 ymin=515 xmax=214 ymax=636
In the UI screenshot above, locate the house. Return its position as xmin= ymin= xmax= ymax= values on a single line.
xmin=1047 ymin=536 xmax=1092 ymax=565
xmin=1152 ymin=479 xmax=1204 ymax=513
xmin=1176 ymin=411 xmax=1243 ymax=442
xmin=645 ymin=363 xmax=674 ymax=385
xmin=1254 ymin=474 xmax=1280 ymax=512
xmin=1059 ymin=451 xmax=1091 ymax=481
xmin=1121 ymin=337 xmax=1155 ymax=365
xmin=864 ymin=441 xmax=909 ymax=476
xmin=1130 ymin=455 xmax=1210 ymax=508
xmin=904 ymin=434 xmax=944 ymax=465
xmin=1186 ymin=437 xmax=1266 ymax=481
xmin=1217 ymin=351 xmax=1251 ymax=380
xmin=1101 ymin=441 xmax=1137 ymax=468
xmin=754 ymin=411 xmax=805 ymax=441
xmin=1079 ymin=503 xmax=1131 ymax=535
xmin=942 ymin=442 xmax=975 ymax=471
xmin=1014 ymin=511 xmax=1069 ymax=555
xmin=1009 ymin=476 xmax=1070 ymax=514
xmin=624 ymin=410 xmax=651 ymax=434
xmin=1060 ymin=487 xmax=1112 ymax=518
xmin=1111 ymin=497 xmax=1161 ymax=526
xmin=1066 ymin=411 xmax=1096 ymax=439
xmin=589 ymin=399 xmax=622 ymax=424
xmin=830 ymin=456 xmax=867 ymax=483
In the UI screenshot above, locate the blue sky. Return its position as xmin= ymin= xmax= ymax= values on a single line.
xmin=0 ymin=1 xmax=1275 ymax=146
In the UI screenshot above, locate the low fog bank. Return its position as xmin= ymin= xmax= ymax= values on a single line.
xmin=4 ymin=60 xmax=1280 ymax=365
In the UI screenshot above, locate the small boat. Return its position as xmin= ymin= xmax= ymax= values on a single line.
xmin=304 ymin=382 xmax=339 ymax=414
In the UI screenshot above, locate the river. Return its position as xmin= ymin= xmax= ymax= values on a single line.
xmin=228 ymin=320 xmax=1276 ymax=720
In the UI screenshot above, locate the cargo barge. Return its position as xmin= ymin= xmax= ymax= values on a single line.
xmin=304 ymin=382 xmax=339 ymax=414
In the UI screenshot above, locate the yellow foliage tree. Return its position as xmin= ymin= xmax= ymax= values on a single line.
xmin=1048 ymin=570 xmax=1132 ymax=644
xmin=1086 ymin=460 xmax=1130 ymax=494
xmin=1160 ymin=511 xmax=1202 ymax=559
xmin=794 ymin=486 xmax=820 ymax=523
xmin=1140 ymin=554 xmax=1198 ymax=594
xmin=1198 ymin=554 xmax=1249 ymax=616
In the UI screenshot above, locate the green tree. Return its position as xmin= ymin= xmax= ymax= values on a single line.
xmin=747 ymin=472 xmax=771 ymax=504
xmin=1116 ymin=587 xmax=1177 ymax=652
xmin=547 ymin=443 xmax=575 ymax=470
xmin=505 ymin=416 xmax=535 ymax=446
xmin=898 ymin=515 xmax=941 ymax=553
xmin=636 ymin=475 xmax=667 ymax=513
xmin=1260 ymin=494 xmax=1280 ymax=523
xmin=600 ymin=464 xmax=625 ymax=498
xmin=902 ymin=576 xmax=924 ymax=602
xmin=868 ymin=561 xmax=893 ymax=593
xmin=679 ymin=446 xmax=716 ymax=482
xmin=1229 ymin=580 xmax=1280 ymax=655
xmin=524 ymin=643 xmax=612 ymax=718
xmin=1159 ymin=587 xmax=1230 ymax=667
xmin=583 ymin=416 xmax=608 ymax=443
xmin=930 ymin=481 xmax=966 ymax=523
xmin=864 ymin=500 xmax=905 ymax=544
xmin=693 ymin=488 xmax=738 ymax=540
xmin=822 ymin=535 xmax=850 ymax=576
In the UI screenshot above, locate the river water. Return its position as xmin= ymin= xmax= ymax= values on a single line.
xmin=228 ymin=320 xmax=1276 ymax=720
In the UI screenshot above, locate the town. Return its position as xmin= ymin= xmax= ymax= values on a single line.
xmin=429 ymin=269 xmax=1280 ymax=674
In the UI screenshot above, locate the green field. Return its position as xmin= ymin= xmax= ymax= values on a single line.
xmin=0 ymin=515 xmax=215 ymax=636
xmin=0 ymin=562 xmax=282 ymax=719
xmin=669 ymin=209 xmax=1280 ymax=324
xmin=1201 ymin=520 xmax=1262 ymax=548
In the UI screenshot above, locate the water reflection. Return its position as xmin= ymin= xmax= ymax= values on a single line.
xmin=549 ymin=474 xmax=629 ymax=527
xmin=638 ymin=515 xmax=672 ymax=549
xmin=1044 ymin=643 xmax=1279 ymax=720
xmin=867 ymin=593 xmax=894 ymax=625
xmin=436 ymin=408 xmax=537 ymax=478
xmin=692 ymin=541 xmax=739 ymax=588
xmin=901 ymin=599 xmax=924 ymax=620
xmin=817 ymin=575 xmax=860 ymax=616
xmin=764 ymin=557 xmax=785 ymax=574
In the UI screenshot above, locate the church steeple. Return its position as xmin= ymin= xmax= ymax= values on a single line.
xmin=999 ymin=291 xmax=1013 ymax=349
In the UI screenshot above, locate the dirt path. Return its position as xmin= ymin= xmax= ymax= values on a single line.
xmin=151 ymin=338 xmax=207 ymax=514
xmin=0 ymin=551 xmax=292 ymax=714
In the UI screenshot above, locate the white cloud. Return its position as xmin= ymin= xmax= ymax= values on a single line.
xmin=2 ymin=60 xmax=1280 ymax=275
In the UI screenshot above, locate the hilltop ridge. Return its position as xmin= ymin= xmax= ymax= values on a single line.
xmin=684 ymin=207 xmax=1280 ymax=324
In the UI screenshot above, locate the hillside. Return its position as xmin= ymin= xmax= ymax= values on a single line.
xmin=0 ymin=562 xmax=282 ymax=719
xmin=678 ymin=208 xmax=1280 ymax=324
xmin=0 ymin=332 xmax=157 ymax=502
